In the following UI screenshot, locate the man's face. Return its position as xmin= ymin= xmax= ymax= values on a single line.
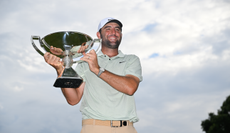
xmin=99 ymin=22 xmax=122 ymax=49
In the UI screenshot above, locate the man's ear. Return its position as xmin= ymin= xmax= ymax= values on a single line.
xmin=96 ymin=32 xmax=101 ymax=39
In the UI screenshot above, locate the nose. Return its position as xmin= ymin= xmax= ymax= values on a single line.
xmin=110 ymin=28 xmax=116 ymax=35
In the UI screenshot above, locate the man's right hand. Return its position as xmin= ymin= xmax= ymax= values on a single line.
xmin=50 ymin=46 xmax=63 ymax=55
xmin=44 ymin=52 xmax=64 ymax=77
xmin=43 ymin=43 xmax=88 ymax=77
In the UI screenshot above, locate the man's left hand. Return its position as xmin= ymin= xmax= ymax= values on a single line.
xmin=80 ymin=50 xmax=100 ymax=75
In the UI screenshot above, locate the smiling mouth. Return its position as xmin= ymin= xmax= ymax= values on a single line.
xmin=108 ymin=35 xmax=117 ymax=42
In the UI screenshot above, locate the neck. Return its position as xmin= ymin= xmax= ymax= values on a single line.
xmin=101 ymin=47 xmax=119 ymax=57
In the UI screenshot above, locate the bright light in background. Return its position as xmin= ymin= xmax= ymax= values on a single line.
xmin=0 ymin=0 xmax=230 ymax=133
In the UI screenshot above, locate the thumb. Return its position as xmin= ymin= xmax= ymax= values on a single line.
xmin=82 ymin=51 xmax=86 ymax=56
xmin=89 ymin=49 xmax=96 ymax=54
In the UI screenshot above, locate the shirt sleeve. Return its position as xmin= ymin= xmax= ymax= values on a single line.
xmin=124 ymin=55 xmax=143 ymax=82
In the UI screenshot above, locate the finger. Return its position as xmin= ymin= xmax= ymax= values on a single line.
xmin=85 ymin=45 xmax=89 ymax=49
xmin=80 ymin=53 xmax=90 ymax=62
xmin=50 ymin=57 xmax=61 ymax=67
xmin=86 ymin=50 xmax=96 ymax=58
xmin=78 ymin=45 xmax=89 ymax=53
xmin=52 ymin=57 xmax=61 ymax=65
xmin=78 ymin=46 xmax=83 ymax=53
xmin=80 ymin=56 xmax=88 ymax=62
xmin=82 ymin=51 xmax=86 ymax=56
xmin=50 ymin=46 xmax=57 ymax=54
xmin=54 ymin=47 xmax=58 ymax=52
xmin=44 ymin=52 xmax=49 ymax=58
xmin=80 ymin=46 xmax=85 ymax=53
xmin=80 ymin=50 xmax=96 ymax=61
xmin=50 ymin=55 xmax=60 ymax=62
xmin=50 ymin=46 xmax=56 ymax=52
xmin=81 ymin=42 xmax=86 ymax=46
xmin=89 ymin=49 xmax=96 ymax=55
xmin=44 ymin=52 xmax=51 ymax=62
xmin=45 ymin=53 xmax=58 ymax=63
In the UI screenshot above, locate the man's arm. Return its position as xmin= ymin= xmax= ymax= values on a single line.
xmin=100 ymin=72 xmax=140 ymax=96
xmin=44 ymin=52 xmax=84 ymax=105
xmin=61 ymin=82 xmax=85 ymax=105
xmin=81 ymin=50 xmax=140 ymax=96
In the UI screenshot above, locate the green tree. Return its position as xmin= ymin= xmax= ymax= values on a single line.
xmin=201 ymin=95 xmax=230 ymax=133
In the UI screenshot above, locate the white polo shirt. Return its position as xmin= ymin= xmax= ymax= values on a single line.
xmin=75 ymin=50 xmax=143 ymax=123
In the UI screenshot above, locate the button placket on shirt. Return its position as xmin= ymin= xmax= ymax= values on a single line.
xmin=100 ymin=55 xmax=111 ymax=69
xmin=99 ymin=54 xmax=124 ymax=75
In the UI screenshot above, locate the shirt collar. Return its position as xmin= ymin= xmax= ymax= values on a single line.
xmin=98 ymin=50 xmax=125 ymax=59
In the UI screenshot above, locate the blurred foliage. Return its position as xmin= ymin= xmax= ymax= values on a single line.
xmin=201 ymin=95 xmax=230 ymax=133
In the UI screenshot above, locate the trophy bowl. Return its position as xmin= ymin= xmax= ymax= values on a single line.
xmin=31 ymin=31 xmax=101 ymax=88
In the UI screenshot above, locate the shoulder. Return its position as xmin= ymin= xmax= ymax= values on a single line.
xmin=125 ymin=54 xmax=139 ymax=58
xmin=123 ymin=54 xmax=140 ymax=62
xmin=118 ymin=50 xmax=139 ymax=60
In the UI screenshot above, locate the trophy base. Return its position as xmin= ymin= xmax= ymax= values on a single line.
xmin=53 ymin=77 xmax=83 ymax=88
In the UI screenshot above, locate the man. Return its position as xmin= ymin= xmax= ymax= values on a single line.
xmin=44 ymin=17 xmax=143 ymax=133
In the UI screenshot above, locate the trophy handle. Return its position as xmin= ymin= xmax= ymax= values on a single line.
xmin=85 ymin=39 xmax=101 ymax=52
xmin=94 ymin=39 xmax=102 ymax=54
xmin=72 ymin=39 xmax=101 ymax=63
xmin=31 ymin=36 xmax=49 ymax=56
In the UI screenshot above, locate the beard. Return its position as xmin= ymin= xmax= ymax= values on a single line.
xmin=100 ymin=33 xmax=122 ymax=49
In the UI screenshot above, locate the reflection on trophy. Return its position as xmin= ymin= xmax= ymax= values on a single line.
xmin=31 ymin=31 xmax=101 ymax=88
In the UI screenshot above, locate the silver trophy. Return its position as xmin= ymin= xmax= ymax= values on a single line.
xmin=31 ymin=31 xmax=101 ymax=88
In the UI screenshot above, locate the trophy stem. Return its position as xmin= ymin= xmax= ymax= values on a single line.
xmin=53 ymin=49 xmax=83 ymax=88
xmin=53 ymin=67 xmax=83 ymax=88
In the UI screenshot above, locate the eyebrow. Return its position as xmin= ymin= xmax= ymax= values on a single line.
xmin=103 ymin=25 xmax=121 ymax=30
